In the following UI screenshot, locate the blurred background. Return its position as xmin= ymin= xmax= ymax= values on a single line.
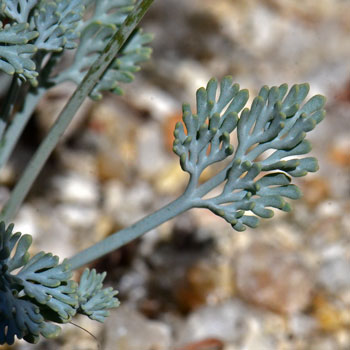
xmin=1 ymin=0 xmax=349 ymax=349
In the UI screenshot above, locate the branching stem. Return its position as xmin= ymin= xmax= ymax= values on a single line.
xmin=68 ymin=192 xmax=194 ymax=269
xmin=0 ymin=0 xmax=154 ymax=224
xmin=68 ymin=164 xmax=232 ymax=270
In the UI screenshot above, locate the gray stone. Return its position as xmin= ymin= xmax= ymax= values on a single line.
xmin=176 ymin=299 xmax=248 ymax=344
xmin=103 ymin=304 xmax=172 ymax=350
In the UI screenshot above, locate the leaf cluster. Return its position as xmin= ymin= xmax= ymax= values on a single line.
xmin=0 ymin=0 xmax=152 ymax=95
xmin=0 ymin=222 xmax=119 ymax=345
xmin=174 ymin=76 xmax=326 ymax=231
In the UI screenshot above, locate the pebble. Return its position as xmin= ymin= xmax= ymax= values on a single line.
xmin=300 ymin=176 xmax=330 ymax=207
xmin=14 ymin=204 xmax=40 ymax=239
xmin=56 ymin=203 xmax=99 ymax=230
xmin=318 ymin=255 xmax=350 ymax=294
xmin=312 ymin=294 xmax=350 ymax=332
xmin=102 ymin=180 xmax=154 ymax=226
xmin=174 ymin=261 xmax=224 ymax=312
xmin=176 ymin=299 xmax=248 ymax=344
xmin=103 ymin=304 xmax=172 ymax=350
xmin=328 ymin=133 xmax=350 ymax=167
xmin=10 ymin=1 xmax=350 ymax=350
xmin=137 ymin=121 xmax=171 ymax=178
xmin=240 ymin=317 xmax=276 ymax=350
xmin=176 ymin=338 xmax=224 ymax=350
xmin=126 ymin=85 xmax=179 ymax=121
xmin=52 ymin=172 xmax=99 ymax=206
xmin=288 ymin=313 xmax=318 ymax=338
xmin=153 ymin=161 xmax=188 ymax=195
xmin=235 ymin=241 xmax=314 ymax=314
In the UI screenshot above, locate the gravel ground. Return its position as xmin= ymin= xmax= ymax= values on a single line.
xmin=1 ymin=0 xmax=349 ymax=349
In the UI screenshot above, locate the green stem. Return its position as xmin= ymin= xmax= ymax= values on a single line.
xmin=0 ymin=88 xmax=45 ymax=170
xmin=0 ymin=77 xmax=22 ymax=140
xmin=0 ymin=0 xmax=154 ymax=223
xmin=68 ymin=165 xmax=232 ymax=270
xmin=68 ymin=193 xmax=193 ymax=270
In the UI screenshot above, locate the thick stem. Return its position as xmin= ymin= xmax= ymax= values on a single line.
xmin=68 ymin=163 xmax=235 ymax=270
xmin=68 ymin=193 xmax=193 ymax=269
xmin=0 ymin=0 xmax=154 ymax=223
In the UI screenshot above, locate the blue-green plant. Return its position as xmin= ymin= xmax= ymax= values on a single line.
xmin=0 ymin=0 xmax=326 ymax=346
xmin=0 ymin=222 xmax=118 ymax=344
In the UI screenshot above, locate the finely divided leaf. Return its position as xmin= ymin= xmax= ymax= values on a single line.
xmin=174 ymin=77 xmax=325 ymax=231
xmin=77 ymin=268 xmax=119 ymax=322
xmin=0 ymin=22 xmax=38 ymax=83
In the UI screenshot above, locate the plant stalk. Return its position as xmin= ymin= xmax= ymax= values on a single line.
xmin=68 ymin=164 xmax=234 ymax=270
xmin=68 ymin=193 xmax=193 ymax=269
xmin=0 ymin=0 xmax=154 ymax=223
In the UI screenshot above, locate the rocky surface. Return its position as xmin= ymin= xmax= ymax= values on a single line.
xmin=1 ymin=0 xmax=349 ymax=349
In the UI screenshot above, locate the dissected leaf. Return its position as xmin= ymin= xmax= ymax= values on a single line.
xmin=1 ymin=0 xmax=38 ymax=23
xmin=77 ymin=268 xmax=119 ymax=322
xmin=0 ymin=222 xmax=78 ymax=344
xmin=54 ymin=22 xmax=152 ymax=99
xmin=0 ymin=22 xmax=38 ymax=83
xmin=33 ymin=0 xmax=84 ymax=52
xmin=174 ymin=77 xmax=325 ymax=231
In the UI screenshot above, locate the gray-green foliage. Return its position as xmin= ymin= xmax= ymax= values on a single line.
xmin=32 ymin=0 xmax=84 ymax=52
xmin=0 ymin=22 xmax=38 ymax=83
xmin=77 ymin=268 xmax=120 ymax=322
xmin=174 ymin=76 xmax=325 ymax=231
xmin=54 ymin=0 xmax=152 ymax=99
xmin=0 ymin=0 xmax=152 ymax=96
xmin=0 ymin=222 xmax=119 ymax=345
xmin=0 ymin=0 xmax=326 ymax=345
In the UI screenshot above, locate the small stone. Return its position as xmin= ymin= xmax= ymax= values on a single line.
xmin=312 ymin=294 xmax=350 ymax=332
xmin=288 ymin=313 xmax=318 ymax=338
xmin=328 ymin=134 xmax=350 ymax=167
xmin=176 ymin=338 xmax=224 ymax=350
xmin=137 ymin=121 xmax=171 ymax=178
xmin=240 ymin=318 xmax=275 ymax=350
xmin=14 ymin=204 xmax=40 ymax=239
xmin=309 ymin=336 xmax=340 ymax=350
xmin=103 ymin=304 xmax=172 ymax=350
xmin=87 ymin=99 xmax=140 ymax=182
xmin=102 ymin=180 xmax=154 ymax=226
xmin=318 ymin=254 xmax=350 ymax=294
xmin=316 ymin=200 xmax=343 ymax=218
xmin=52 ymin=172 xmax=99 ymax=205
xmin=300 ymin=176 xmax=330 ymax=207
xmin=59 ymin=149 xmax=97 ymax=179
xmin=153 ymin=161 xmax=188 ymax=195
xmin=236 ymin=242 xmax=314 ymax=314
xmin=176 ymin=299 xmax=248 ymax=344
xmin=126 ymin=85 xmax=179 ymax=122
xmin=174 ymin=261 xmax=223 ymax=312
xmin=37 ymin=208 xmax=75 ymax=259
xmin=56 ymin=204 xmax=98 ymax=229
